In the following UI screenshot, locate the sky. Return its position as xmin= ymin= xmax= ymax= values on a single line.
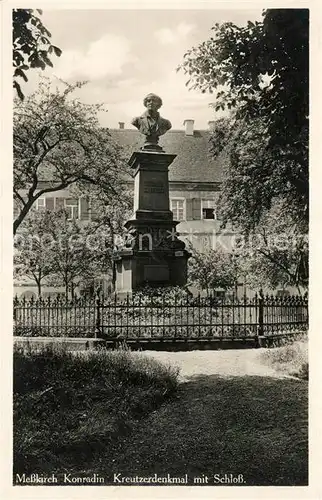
xmin=23 ymin=8 xmax=265 ymax=130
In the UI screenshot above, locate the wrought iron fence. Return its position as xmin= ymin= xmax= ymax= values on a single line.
xmin=13 ymin=293 xmax=308 ymax=340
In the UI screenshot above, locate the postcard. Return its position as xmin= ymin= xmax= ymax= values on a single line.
xmin=1 ymin=1 xmax=321 ymax=499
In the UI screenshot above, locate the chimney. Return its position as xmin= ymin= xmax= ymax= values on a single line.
xmin=183 ymin=119 xmax=194 ymax=136
xmin=118 ymin=122 xmax=125 ymax=130
xmin=208 ymin=120 xmax=216 ymax=130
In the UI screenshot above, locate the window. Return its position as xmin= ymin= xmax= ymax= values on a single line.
xmin=201 ymin=199 xmax=219 ymax=220
xmin=36 ymin=198 xmax=45 ymax=211
xmin=65 ymin=198 xmax=79 ymax=220
xmin=34 ymin=197 xmax=81 ymax=219
xmin=171 ymin=198 xmax=185 ymax=221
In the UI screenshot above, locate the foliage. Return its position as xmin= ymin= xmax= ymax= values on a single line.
xmin=179 ymin=9 xmax=309 ymax=234
xmin=13 ymin=9 xmax=62 ymax=100
xmin=14 ymin=210 xmax=56 ymax=296
xmin=14 ymin=207 xmax=116 ymax=298
xmin=38 ymin=209 xmax=111 ymax=297
xmin=72 ymin=181 xmax=132 ymax=254
xmin=13 ymin=345 xmax=179 ymax=476
xmin=188 ymin=248 xmax=240 ymax=293
xmin=210 ymin=116 xmax=308 ymax=236
xmin=239 ymin=245 xmax=308 ymax=293
xmin=236 ymin=202 xmax=308 ymax=291
xmin=179 ymin=8 xmax=308 ymax=155
xmin=130 ymin=285 xmax=192 ymax=305
xmin=14 ymin=192 xmax=131 ymax=297
xmin=295 ymin=362 xmax=308 ymax=381
xmin=260 ymin=335 xmax=308 ymax=379
xmin=13 ymin=77 xmax=130 ymax=234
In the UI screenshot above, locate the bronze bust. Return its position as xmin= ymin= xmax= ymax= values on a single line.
xmin=131 ymin=93 xmax=172 ymax=150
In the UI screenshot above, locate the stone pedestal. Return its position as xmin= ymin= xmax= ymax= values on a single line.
xmin=113 ymin=150 xmax=191 ymax=294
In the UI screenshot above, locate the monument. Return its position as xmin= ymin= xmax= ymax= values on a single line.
xmin=113 ymin=93 xmax=191 ymax=294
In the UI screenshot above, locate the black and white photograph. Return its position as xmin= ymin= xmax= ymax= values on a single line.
xmin=3 ymin=1 xmax=313 ymax=495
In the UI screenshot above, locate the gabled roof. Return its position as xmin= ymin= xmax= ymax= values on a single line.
xmin=109 ymin=129 xmax=225 ymax=183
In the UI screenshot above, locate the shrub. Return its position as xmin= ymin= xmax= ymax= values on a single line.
xmin=13 ymin=325 xmax=45 ymax=337
xmin=260 ymin=335 xmax=308 ymax=379
xmin=13 ymin=346 xmax=179 ymax=474
xmin=294 ymin=362 xmax=308 ymax=380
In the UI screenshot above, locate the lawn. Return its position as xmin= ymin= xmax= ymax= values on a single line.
xmin=13 ymin=346 xmax=179 ymax=482
xmin=104 ymin=374 xmax=307 ymax=486
xmin=13 ymin=345 xmax=308 ymax=486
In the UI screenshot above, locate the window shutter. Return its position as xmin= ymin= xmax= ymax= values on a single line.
xmin=90 ymin=198 xmax=100 ymax=221
xmin=80 ymin=197 xmax=90 ymax=220
xmin=45 ymin=197 xmax=55 ymax=210
xmin=55 ymin=197 xmax=65 ymax=210
xmin=186 ymin=199 xmax=193 ymax=221
xmin=192 ymin=198 xmax=201 ymax=220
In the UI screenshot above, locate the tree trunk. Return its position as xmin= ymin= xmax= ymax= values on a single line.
xmin=36 ymin=280 xmax=42 ymax=297
xmin=64 ymin=269 xmax=69 ymax=299
xmin=13 ymin=199 xmax=36 ymax=235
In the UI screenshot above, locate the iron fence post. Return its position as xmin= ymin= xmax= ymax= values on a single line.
xmin=254 ymin=289 xmax=264 ymax=348
xmin=13 ymin=296 xmax=17 ymax=332
xmin=95 ymin=294 xmax=101 ymax=339
xmin=258 ymin=290 xmax=264 ymax=337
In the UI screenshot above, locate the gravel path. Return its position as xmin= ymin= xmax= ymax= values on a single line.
xmin=137 ymin=348 xmax=288 ymax=381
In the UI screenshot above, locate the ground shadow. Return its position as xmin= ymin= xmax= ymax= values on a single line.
xmin=99 ymin=374 xmax=308 ymax=486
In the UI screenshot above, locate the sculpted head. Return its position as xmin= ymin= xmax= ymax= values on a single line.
xmin=143 ymin=93 xmax=162 ymax=112
xmin=131 ymin=93 xmax=171 ymax=149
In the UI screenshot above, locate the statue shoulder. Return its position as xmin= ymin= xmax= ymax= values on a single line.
xmin=131 ymin=116 xmax=140 ymax=127
xmin=161 ymin=117 xmax=172 ymax=130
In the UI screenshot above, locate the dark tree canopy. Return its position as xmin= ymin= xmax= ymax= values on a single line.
xmin=180 ymin=9 xmax=308 ymax=148
xmin=13 ymin=9 xmax=62 ymax=100
xmin=179 ymin=9 xmax=309 ymax=233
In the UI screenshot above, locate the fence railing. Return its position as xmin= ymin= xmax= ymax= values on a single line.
xmin=13 ymin=293 xmax=308 ymax=340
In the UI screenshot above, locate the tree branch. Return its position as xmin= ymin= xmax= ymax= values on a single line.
xmin=13 ymin=189 xmax=26 ymax=207
xmin=257 ymin=247 xmax=297 ymax=283
xmin=80 ymin=174 xmax=118 ymax=197
xmin=36 ymin=179 xmax=78 ymax=198
xmin=27 ymin=170 xmax=39 ymax=201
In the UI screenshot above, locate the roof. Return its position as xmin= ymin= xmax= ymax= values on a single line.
xmin=109 ymin=129 xmax=225 ymax=183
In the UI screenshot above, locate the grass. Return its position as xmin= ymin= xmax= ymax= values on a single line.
xmin=13 ymin=345 xmax=179 ymax=479
xmin=106 ymin=374 xmax=307 ymax=486
xmin=13 ymin=344 xmax=308 ymax=486
xmin=260 ymin=334 xmax=308 ymax=379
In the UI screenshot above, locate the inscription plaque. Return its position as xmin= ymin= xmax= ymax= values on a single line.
xmin=144 ymin=265 xmax=169 ymax=282
xmin=143 ymin=181 xmax=165 ymax=194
